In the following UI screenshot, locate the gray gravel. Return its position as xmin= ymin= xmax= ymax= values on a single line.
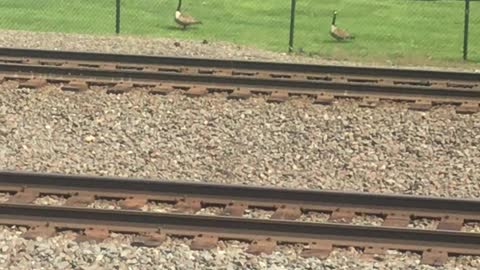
xmin=142 ymin=202 xmax=176 ymax=213
xmin=1 ymin=83 xmax=478 ymax=198
xmin=89 ymin=199 xmax=121 ymax=210
xmin=0 ymin=225 xmax=479 ymax=270
xmin=351 ymin=215 xmax=384 ymax=226
xmin=243 ymin=209 xmax=274 ymax=220
xmin=0 ymin=193 xmax=10 ymax=203
xmin=298 ymin=212 xmax=330 ymax=223
xmin=408 ymin=218 xmax=440 ymax=230
xmin=1 ymin=65 xmax=479 ymax=267
xmin=33 ymin=195 xmax=67 ymax=206
xmin=462 ymin=223 xmax=480 ymax=233
xmin=196 ymin=207 xmax=224 ymax=216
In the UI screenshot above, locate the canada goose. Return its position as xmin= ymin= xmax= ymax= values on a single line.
xmin=175 ymin=0 xmax=201 ymax=30
xmin=330 ymin=11 xmax=354 ymax=41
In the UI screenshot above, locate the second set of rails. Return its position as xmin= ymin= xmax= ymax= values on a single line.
xmin=0 ymin=47 xmax=478 ymax=113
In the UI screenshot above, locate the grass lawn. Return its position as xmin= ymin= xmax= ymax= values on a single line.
xmin=0 ymin=0 xmax=479 ymax=66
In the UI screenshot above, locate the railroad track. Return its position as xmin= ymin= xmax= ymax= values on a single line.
xmin=1 ymin=171 xmax=479 ymax=265
xmin=0 ymin=47 xmax=479 ymax=113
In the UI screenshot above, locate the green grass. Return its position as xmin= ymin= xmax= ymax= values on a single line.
xmin=0 ymin=0 xmax=479 ymax=66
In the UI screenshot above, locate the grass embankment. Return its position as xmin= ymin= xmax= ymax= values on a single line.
xmin=0 ymin=0 xmax=478 ymax=65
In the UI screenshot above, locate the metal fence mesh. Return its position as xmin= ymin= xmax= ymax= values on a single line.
xmin=0 ymin=0 xmax=478 ymax=63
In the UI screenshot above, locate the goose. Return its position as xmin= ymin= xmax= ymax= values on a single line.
xmin=175 ymin=0 xmax=201 ymax=30
xmin=330 ymin=11 xmax=354 ymax=41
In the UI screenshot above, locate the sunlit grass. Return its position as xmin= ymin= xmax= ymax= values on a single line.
xmin=0 ymin=0 xmax=478 ymax=66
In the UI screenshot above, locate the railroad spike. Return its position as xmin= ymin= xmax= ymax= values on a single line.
xmin=314 ymin=93 xmax=335 ymax=105
xmin=174 ymin=198 xmax=202 ymax=213
xmin=409 ymin=100 xmax=432 ymax=111
xmin=190 ymin=234 xmax=218 ymax=250
xmin=246 ymin=238 xmax=277 ymax=255
xmin=101 ymin=64 xmax=117 ymax=70
xmin=4 ymin=75 xmax=31 ymax=82
xmin=7 ymin=189 xmax=39 ymax=204
xmin=361 ymin=246 xmax=386 ymax=260
xmin=267 ymin=91 xmax=289 ymax=103
xmin=382 ymin=213 xmax=410 ymax=228
xmin=149 ymin=84 xmax=174 ymax=95
xmin=18 ymin=78 xmax=47 ymax=89
xmin=119 ymin=196 xmax=148 ymax=210
xmin=131 ymin=231 xmax=167 ymax=247
xmin=271 ymin=205 xmax=302 ymax=220
xmin=61 ymin=80 xmax=88 ymax=92
xmin=228 ymin=88 xmax=252 ymax=100
xmin=421 ymin=249 xmax=449 ymax=266
xmin=359 ymin=97 xmax=380 ymax=108
xmin=456 ymin=102 xmax=479 ymax=114
xmin=185 ymin=86 xmax=208 ymax=97
xmin=213 ymin=69 xmax=232 ymax=76
xmin=223 ymin=202 xmax=248 ymax=217
xmin=22 ymin=223 xmax=56 ymax=240
xmin=437 ymin=216 xmax=464 ymax=231
xmin=76 ymin=227 xmax=110 ymax=243
xmin=300 ymin=241 xmax=333 ymax=259
xmin=329 ymin=208 xmax=355 ymax=223
xmin=107 ymin=82 xmax=133 ymax=95
xmin=65 ymin=193 xmax=96 ymax=207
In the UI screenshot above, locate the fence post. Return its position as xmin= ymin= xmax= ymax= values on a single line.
xmin=463 ymin=0 xmax=470 ymax=60
xmin=288 ymin=0 xmax=296 ymax=52
xmin=116 ymin=0 xmax=121 ymax=34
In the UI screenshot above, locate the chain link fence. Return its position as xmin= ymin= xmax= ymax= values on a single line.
xmin=0 ymin=0 xmax=478 ymax=63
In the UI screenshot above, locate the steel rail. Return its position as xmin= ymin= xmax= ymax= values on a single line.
xmin=0 ymin=47 xmax=479 ymax=82
xmin=0 ymin=203 xmax=479 ymax=258
xmin=0 ymin=62 xmax=479 ymax=102
xmin=1 ymin=171 xmax=479 ymax=222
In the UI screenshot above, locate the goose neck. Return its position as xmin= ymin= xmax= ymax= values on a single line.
xmin=177 ymin=0 xmax=182 ymax=11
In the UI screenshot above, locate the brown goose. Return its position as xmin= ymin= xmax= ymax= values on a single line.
xmin=175 ymin=0 xmax=201 ymax=30
xmin=330 ymin=11 xmax=354 ymax=41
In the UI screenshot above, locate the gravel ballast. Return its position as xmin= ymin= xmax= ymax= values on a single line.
xmin=0 ymin=225 xmax=479 ymax=270
xmin=0 ymin=28 xmax=479 ymax=268
xmin=1 ymin=83 xmax=478 ymax=198
xmin=0 ymin=82 xmax=479 ymax=268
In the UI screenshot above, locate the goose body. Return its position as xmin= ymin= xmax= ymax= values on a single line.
xmin=175 ymin=0 xmax=201 ymax=30
xmin=330 ymin=11 xmax=354 ymax=41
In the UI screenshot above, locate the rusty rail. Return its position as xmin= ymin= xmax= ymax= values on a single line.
xmin=0 ymin=202 xmax=479 ymax=266
xmin=0 ymin=62 xmax=478 ymax=99
xmin=0 ymin=48 xmax=478 ymax=113
xmin=0 ymin=47 xmax=479 ymax=82
xmin=1 ymin=171 xmax=480 ymax=265
xmin=1 ymin=170 xmax=479 ymax=230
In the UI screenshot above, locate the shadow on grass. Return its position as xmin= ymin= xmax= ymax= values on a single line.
xmin=322 ymin=39 xmax=354 ymax=44
xmin=161 ymin=25 xmax=202 ymax=32
xmin=162 ymin=25 xmax=183 ymax=31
